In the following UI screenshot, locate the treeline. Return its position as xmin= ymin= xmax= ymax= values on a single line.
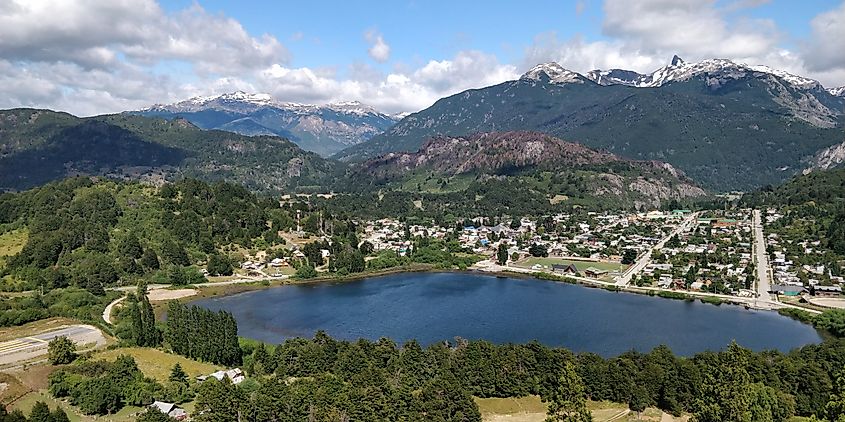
xmin=165 ymin=301 xmax=241 ymax=366
xmin=0 ymin=287 xmax=113 ymax=327
xmin=0 ymin=401 xmax=70 ymax=422
xmin=186 ymin=330 xmax=845 ymax=421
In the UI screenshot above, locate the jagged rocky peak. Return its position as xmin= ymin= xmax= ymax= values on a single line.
xmin=829 ymin=86 xmax=845 ymax=97
xmin=521 ymin=62 xmax=586 ymax=84
xmin=671 ymin=55 xmax=685 ymax=66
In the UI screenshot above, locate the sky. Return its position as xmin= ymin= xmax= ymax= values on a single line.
xmin=1 ymin=0 xmax=844 ymax=116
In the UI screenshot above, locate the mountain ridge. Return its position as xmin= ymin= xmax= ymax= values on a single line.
xmin=135 ymin=91 xmax=399 ymax=156
xmin=335 ymin=56 xmax=845 ymax=191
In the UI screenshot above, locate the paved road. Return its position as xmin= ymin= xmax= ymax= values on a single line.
xmin=0 ymin=325 xmax=106 ymax=367
xmin=753 ymin=210 xmax=774 ymax=303
xmin=615 ymin=212 xmax=699 ymax=286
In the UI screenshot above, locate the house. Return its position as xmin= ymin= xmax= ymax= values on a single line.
xmin=197 ymin=368 xmax=245 ymax=385
xmin=584 ymin=267 xmax=608 ymax=278
xmin=552 ymin=264 xmax=578 ymax=275
xmin=150 ymin=401 xmax=187 ymax=420
xmin=771 ymin=284 xmax=808 ymax=297
xmin=813 ymin=285 xmax=842 ymax=297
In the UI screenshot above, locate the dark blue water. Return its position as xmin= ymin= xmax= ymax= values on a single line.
xmin=194 ymin=272 xmax=822 ymax=357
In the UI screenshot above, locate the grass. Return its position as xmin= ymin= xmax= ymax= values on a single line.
xmin=0 ymin=229 xmax=27 ymax=258
xmin=93 ymin=347 xmax=218 ymax=383
xmin=0 ymin=371 xmax=30 ymax=404
xmin=9 ymin=390 xmax=143 ymax=422
xmin=475 ymin=395 xmax=547 ymax=416
xmin=475 ymin=397 xmax=688 ymax=422
xmin=514 ymin=257 xmax=628 ymax=275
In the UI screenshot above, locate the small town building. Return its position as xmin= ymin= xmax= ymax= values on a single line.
xmin=150 ymin=401 xmax=187 ymax=420
xmin=770 ymin=284 xmax=808 ymax=296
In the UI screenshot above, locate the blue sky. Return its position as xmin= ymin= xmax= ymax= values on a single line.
xmin=1 ymin=0 xmax=844 ymax=115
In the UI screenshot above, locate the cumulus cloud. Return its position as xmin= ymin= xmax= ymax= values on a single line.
xmin=365 ymin=30 xmax=391 ymax=63
xmin=256 ymin=50 xmax=519 ymax=113
xmin=519 ymin=0 xmax=845 ymax=88
xmin=802 ymin=1 xmax=845 ymax=73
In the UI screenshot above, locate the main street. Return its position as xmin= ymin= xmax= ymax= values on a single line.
xmin=753 ymin=209 xmax=774 ymax=303
xmin=615 ymin=212 xmax=700 ymax=286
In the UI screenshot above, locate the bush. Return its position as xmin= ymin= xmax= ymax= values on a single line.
xmin=47 ymin=336 xmax=77 ymax=365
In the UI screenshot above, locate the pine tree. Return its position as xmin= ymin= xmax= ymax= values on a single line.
xmin=545 ymin=361 xmax=592 ymax=422
xmin=169 ymin=363 xmax=189 ymax=384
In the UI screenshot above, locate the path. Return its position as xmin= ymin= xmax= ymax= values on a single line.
xmin=102 ymin=275 xmax=289 ymax=324
xmin=615 ymin=212 xmax=699 ymax=286
xmin=0 ymin=325 xmax=106 ymax=367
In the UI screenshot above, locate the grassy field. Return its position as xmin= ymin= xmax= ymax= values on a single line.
xmin=93 ymin=347 xmax=218 ymax=383
xmin=514 ymin=257 xmax=628 ymax=273
xmin=10 ymin=390 xmax=143 ymax=422
xmin=475 ymin=396 xmax=688 ymax=422
xmin=0 ymin=229 xmax=27 ymax=258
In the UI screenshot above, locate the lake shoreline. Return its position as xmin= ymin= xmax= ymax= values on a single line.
xmin=190 ymin=271 xmax=824 ymax=356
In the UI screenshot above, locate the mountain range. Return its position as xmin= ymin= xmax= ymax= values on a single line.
xmin=335 ymin=56 xmax=845 ymax=191
xmin=135 ymin=92 xmax=399 ymax=156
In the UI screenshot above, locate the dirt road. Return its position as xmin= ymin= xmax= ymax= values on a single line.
xmin=0 ymin=325 xmax=106 ymax=367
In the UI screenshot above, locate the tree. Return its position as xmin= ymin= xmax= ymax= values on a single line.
xmin=118 ymin=233 xmax=144 ymax=259
xmin=826 ymin=365 xmax=845 ymax=422
xmin=530 ymin=243 xmax=549 ymax=257
xmin=497 ymin=244 xmax=509 ymax=266
xmin=207 ymin=254 xmax=233 ymax=276
xmin=28 ymin=401 xmax=51 ymax=422
xmin=295 ymin=264 xmax=317 ymax=279
xmin=47 ymin=336 xmax=76 ymax=365
xmin=161 ymin=239 xmax=190 ymax=266
xmin=545 ymin=360 xmax=592 ymax=421
xmin=169 ymin=363 xmax=189 ymax=384
xmin=622 ymin=249 xmax=638 ymax=265
xmin=140 ymin=248 xmax=160 ymax=270
xmin=359 ymin=241 xmax=375 ymax=256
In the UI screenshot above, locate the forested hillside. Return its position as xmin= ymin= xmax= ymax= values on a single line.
xmin=0 ymin=109 xmax=342 ymax=192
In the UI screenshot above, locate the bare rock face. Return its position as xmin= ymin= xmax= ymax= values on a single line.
xmin=804 ymin=138 xmax=845 ymax=173
xmin=359 ymin=131 xmax=708 ymax=206
xmin=287 ymin=157 xmax=303 ymax=178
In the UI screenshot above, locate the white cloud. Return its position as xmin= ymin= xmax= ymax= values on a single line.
xmin=365 ymin=30 xmax=391 ymax=63
xmin=256 ymin=50 xmax=518 ymax=114
xmin=802 ymin=1 xmax=845 ymax=73
xmin=520 ymin=0 xmax=845 ymax=88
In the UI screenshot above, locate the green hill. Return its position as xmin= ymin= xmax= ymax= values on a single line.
xmin=0 ymin=109 xmax=342 ymax=192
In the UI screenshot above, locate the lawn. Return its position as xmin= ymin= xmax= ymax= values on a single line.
xmin=93 ymin=347 xmax=219 ymax=383
xmin=514 ymin=257 xmax=628 ymax=273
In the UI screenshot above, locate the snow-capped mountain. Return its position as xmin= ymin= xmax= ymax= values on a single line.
xmin=830 ymin=86 xmax=845 ymax=97
xmin=136 ymin=92 xmax=399 ymax=156
xmin=583 ymin=55 xmax=823 ymax=90
xmin=521 ymin=62 xmax=588 ymax=85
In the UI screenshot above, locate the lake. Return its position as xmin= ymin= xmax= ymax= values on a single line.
xmin=193 ymin=272 xmax=822 ymax=357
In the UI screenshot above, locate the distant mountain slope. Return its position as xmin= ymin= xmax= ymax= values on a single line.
xmin=336 ymin=57 xmax=845 ymax=191
xmin=0 ymin=108 xmax=341 ymax=192
xmin=135 ymin=92 xmax=398 ymax=156
xmin=743 ymin=166 xmax=845 ymax=209
xmin=349 ymin=131 xmax=706 ymax=209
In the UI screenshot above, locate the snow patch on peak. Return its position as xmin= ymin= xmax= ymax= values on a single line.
xmin=521 ymin=62 xmax=585 ymax=85
xmin=829 ymin=86 xmax=845 ymax=97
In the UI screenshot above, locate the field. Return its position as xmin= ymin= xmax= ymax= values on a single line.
xmin=0 ymin=228 xmax=27 ymax=260
xmin=514 ymin=257 xmax=627 ymax=275
xmin=93 ymin=347 xmax=219 ymax=383
xmin=475 ymin=396 xmax=689 ymax=422
xmin=9 ymin=390 xmax=143 ymax=422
